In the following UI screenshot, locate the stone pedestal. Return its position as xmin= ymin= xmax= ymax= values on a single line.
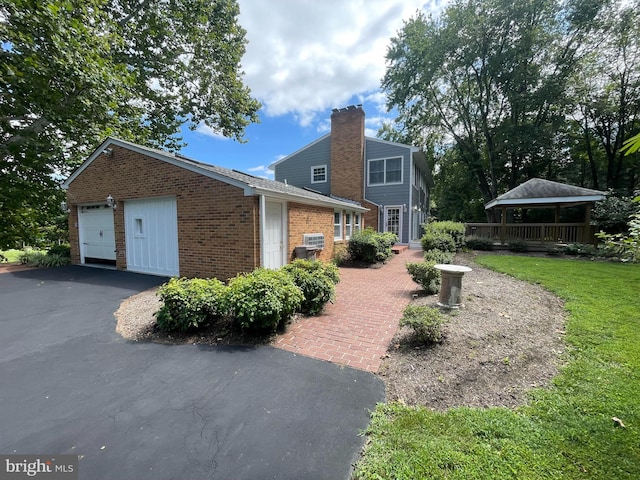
xmin=434 ymin=264 xmax=472 ymax=308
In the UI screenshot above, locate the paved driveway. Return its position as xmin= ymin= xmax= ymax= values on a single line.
xmin=0 ymin=266 xmax=384 ymax=480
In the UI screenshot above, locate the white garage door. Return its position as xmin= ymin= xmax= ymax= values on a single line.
xmin=78 ymin=205 xmax=116 ymax=263
xmin=124 ymin=197 xmax=179 ymax=277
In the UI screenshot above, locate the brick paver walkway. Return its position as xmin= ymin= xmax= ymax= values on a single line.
xmin=274 ymin=248 xmax=424 ymax=372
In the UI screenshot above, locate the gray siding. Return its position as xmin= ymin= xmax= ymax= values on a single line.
xmin=364 ymin=138 xmax=412 ymax=243
xmin=273 ymin=135 xmax=331 ymax=195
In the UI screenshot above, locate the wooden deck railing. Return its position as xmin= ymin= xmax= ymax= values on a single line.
xmin=465 ymin=223 xmax=597 ymax=245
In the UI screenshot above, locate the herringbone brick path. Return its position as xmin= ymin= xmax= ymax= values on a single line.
xmin=273 ymin=248 xmax=424 ymax=372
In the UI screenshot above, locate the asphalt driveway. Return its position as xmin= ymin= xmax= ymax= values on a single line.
xmin=0 ymin=266 xmax=384 ymax=480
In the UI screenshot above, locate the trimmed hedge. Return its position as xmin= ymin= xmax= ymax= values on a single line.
xmin=282 ymin=259 xmax=339 ymax=315
xmin=225 ymin=268 xmax=303 ymax=332
xmin=347 ymin=228 xmax=398 ymax=263
xmin=424 ymin=221 xmax=466 ymax=250
xmin=155 ymin=277 xmax=226 ymax=332
xmin=424 ymin=248 xmax=454 ymax=264
xmin=420 ymin=231 xmax=456 ymax=253
xmin=465 ymin=235 xmax=494 ymax=251
xmin=400 ymin=304 xmax=447 ymax=343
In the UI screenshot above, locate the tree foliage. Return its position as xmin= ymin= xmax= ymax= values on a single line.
xmin=0 ymin=0 xmax=260 ymax=248
xmin=381 ymin=0 xmax=640 ymax=220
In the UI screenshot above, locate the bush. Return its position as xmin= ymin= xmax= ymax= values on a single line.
xmin=507 ymin=239 xmax=528 ymax=252
xmin=420 ymin=231 xmax=456 ymax=253
xmin=596 ymin=205 xmax=640 ymax=263
xmin=424 ymin=249 xmax=454 ymax=264
xmin=155 ymin=277 xmax=227 ymax=332
xmin=400 ymin=304 xmax=447 ymax=343
xmin=225 ymin=268 xmax=304 ymax=332
xmin=19 ymin=248 xmax=70 ymax=267
xmin=465 ymin=235 xmax=494 ymax=251
xmin=424 ymin=221 xmax=466 ymax=250
xmin=282 ymin=259 xmax=339 ymax=315
xmin=347 ymin=228 xmax=398 ymax=264
xmin=406 ymin=261 xmax=441 ymax=294
xmin=48 ymin=244 xmax=71 ymax=257
xmin=561 ymin=243 xmax=597 ymax=256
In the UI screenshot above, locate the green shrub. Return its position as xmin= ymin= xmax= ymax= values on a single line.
xmin=406 ymin=261 xmax=441 ymax=294
xmin=155 ymin=277 xmax=227 ymax=332
xmin=465 ymin=235 xmax=494 ymax=251
xmin=282 ymin=259 xmax=339 ymax=315
xmin=507 ymin=239 xmax=528 ymax=252
xmin=225 ymin=268 xmax=304 ymax=332
xmin=561 ymin=243 xmax=597 ymax=256
xmin=424 ymin=249 xmax=454 ymax=264
xmin=347 ymin=227 xmax=398 ymax=264
xmin=425 ymin=221 xmax=466 ymax=249
xmin=420 ymin=231 xmax=456 ymax=253
xmin=400 ymin=304 xmax=447 ymax=343
xmin=48 ymin=244 xmax=71 ymax=257
xmin=18 ymin=248 xmax=70 ymax=267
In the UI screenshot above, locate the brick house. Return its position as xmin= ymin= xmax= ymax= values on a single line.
xmin=270 ymin=105 xmax=433 ymax=247
xmin=62 ymin=138 xmax=367 ymax=279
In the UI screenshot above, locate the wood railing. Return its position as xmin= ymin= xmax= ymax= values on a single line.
xmin=465 ymin=223 xmax=597 ymax=245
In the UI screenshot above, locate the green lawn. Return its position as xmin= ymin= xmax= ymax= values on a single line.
xmin=0 ymin=249 xmax=22 ymax=263
xmin=354 ymin=256 xmax=640 ymax=479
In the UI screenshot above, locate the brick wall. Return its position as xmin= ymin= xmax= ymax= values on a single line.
xmin=330 ymin=106 xmax=365 ymax=202
xmin=287 ymin=202 xmax=334 ymax=263
xmin=66 ymin=145 xmax=260 ymax=280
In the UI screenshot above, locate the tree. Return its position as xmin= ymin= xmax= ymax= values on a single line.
xmin=382 ymin=0 xmax=603 ymax=217
xmin=0 ymin=0 xmax=260 ymax=248
xmin=569 ymin=2 xmax=640 ymax=194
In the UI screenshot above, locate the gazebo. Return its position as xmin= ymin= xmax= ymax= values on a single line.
xmin=466 ymin=178 xmax=606 ymax=246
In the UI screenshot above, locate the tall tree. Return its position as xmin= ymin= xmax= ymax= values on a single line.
xmin=382 ymin=0 xmax=603 ymax=216
xmin=569 ymin=2 xmax=640 ymax=194
xmin=0 ymin=0 xmax=260 ymax=248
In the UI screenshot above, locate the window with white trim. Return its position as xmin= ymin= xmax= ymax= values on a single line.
xmin=368 ymin=157 xmax=403 ymax=185
xmin=311 ymin=165 xmax=327 ymax=183
xmin=334 ymin=211 xmax=343 ymax=240
xmin=345 ymin=213 xmax=352 ymax=239
xmin=354 ymin=213 xmax=361 ymax=233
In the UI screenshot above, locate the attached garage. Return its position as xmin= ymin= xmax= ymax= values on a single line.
xmin=62 ymin=137 xmax=367 ymax=280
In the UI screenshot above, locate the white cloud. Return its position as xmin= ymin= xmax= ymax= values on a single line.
xmin=195 ymin=122 xmax=228 ymax=140
xmin=238 ymin=0 xmax=447 ymax=125
xmin=247 ymin=164 xmax=274 ymax=179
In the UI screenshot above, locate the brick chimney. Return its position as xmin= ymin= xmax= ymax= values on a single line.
xmin=330 ymin=105 xmax=365 ymax=202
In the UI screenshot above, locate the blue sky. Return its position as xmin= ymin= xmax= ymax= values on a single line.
xmin=178 ymin=0 xmax=448 ymax=179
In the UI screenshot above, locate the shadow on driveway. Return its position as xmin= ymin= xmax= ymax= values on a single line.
xmin=0 ymin=266 xmax=384 ymax=480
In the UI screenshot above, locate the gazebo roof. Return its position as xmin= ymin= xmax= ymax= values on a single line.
xmin=485 ymin=178 xmax=606 ymax=210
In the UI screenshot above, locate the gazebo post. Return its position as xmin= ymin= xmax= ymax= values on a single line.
xmin=501 ymin=206 xmax=507 ymax=245
xmin=585 ymin=203 xmax=593 ymax=244
xmin=554 ymin=204 xmax=561 ymax=242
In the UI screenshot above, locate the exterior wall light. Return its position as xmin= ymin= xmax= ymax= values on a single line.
xmin=60 ymin=201 xmax=70 ymax=213
xmin=106 ymin=195 xmax=117 ymax=209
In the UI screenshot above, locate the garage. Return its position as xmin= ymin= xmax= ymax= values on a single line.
xmin=124 ymin=197 xmax=179 ymax=277
xmin=78 ymin=205 xmax=116 ymax=265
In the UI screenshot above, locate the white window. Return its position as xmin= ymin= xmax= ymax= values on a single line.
xmin=354 ymin=213 xmax=361 ymax=233
xmin=334 ymin=211 xmax=343 ymax=240
xmin=311 ymin=165 xmax=327 ymax=183
xmin=368 ymin=157 xmax=403 ymax=185
xmin=345 ymin=213 xmax=352 ymax=239
xmin=134 ymin=218 xmax=144 ymax=238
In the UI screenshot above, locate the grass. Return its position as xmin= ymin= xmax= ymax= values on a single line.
xmin=0 ymin=249 xmax=22 ymax=263
xmin=353 ymin=256 xmax=640 ymax=479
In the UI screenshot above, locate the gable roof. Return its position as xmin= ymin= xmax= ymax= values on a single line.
xmin=267 ymin=133 xmax=420 ymax=171
xmin=485 ymin=178 xmax=606 ymax=209
xmin=62 ymin=138 xmax=368 ymax=212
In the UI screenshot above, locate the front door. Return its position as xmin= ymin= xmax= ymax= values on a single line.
xmin=384 ymin=206 xmax=402 ymax=241
xmin=264 ymin=201 xmax=285 ymax=269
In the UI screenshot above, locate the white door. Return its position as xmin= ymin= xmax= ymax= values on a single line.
xmin=264 ymin=201 xmax=285 ymax=269
xmin=124 ymin=197 xmax=179 ymax=277
xmin=78 ymin=205 xmax=116 ymax=262
xmin=385 ymin=206 xmax=402 ymax=241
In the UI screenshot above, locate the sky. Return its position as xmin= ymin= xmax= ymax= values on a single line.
xmin=179 ymin=0 xmax=448 ymax=179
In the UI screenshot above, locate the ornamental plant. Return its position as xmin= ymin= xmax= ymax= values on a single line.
xmin=400 ymin=304 xmax=447 ymax=343
xmin=347 ymin=228 xmax=398 ymax=263
xmin=225 ymin=268 xmax=304 ymax=332
xmin=281 ymin=259 xmax=340 ymax=315
xmin=155 ymin=277 xmax=227 ymax=332
xmin=406 ymin=261 xmax=441 ymax=294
